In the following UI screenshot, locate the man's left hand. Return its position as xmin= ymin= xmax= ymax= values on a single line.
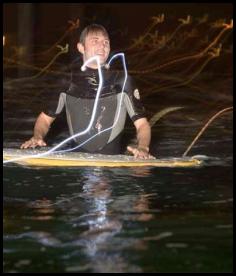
xmin=127 ymin=146 xmax=156 ymax=159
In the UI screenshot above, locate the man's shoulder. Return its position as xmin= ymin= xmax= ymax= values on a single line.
xmin=114 ymin=71 xmax=136 ymax=94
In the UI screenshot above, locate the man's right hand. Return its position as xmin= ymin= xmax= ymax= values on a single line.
xmin=20 ymin=137 xmax=47 ymax=149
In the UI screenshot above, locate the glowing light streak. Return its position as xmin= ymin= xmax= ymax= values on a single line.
xmin=32 ymin=18 xmax=80 ymax=57
xmin=54 ymin=53 xmax=128 ymax=154
xmin=4 ymin=44 xmax=69 ymax=86
xmin=126 ymin=18 xmax=232 ymax=75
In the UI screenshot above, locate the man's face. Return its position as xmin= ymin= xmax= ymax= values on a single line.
xmin=78 ymin=31 xmax=110 ymax=68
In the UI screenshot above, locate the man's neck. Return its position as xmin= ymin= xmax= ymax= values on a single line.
xmin=86 ymin=64 xmax=105 ymax=70
xmin=83 ymin=59 xmax=105 ymax=70
xmin=86 ymin=65 xmax=98 ymax=69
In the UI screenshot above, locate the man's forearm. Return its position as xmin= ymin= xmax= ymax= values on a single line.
xmin=136 ymin=122 xmax=151 ymax=151
xmin=20 ymin=112 xmax=55 ymax=149
xmin=34 ymin=121 xmax=49 ymax=140
xmin=127 ymin=118 xmax=154 ymax=159
xmin=33 ymin=112 xmax=54 ymax=140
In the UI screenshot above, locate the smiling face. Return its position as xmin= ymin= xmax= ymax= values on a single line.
xmin=77 ymin=31 xmax=110 ymax=69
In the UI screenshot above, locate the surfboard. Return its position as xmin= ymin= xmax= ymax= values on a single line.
xmin=3 ymin=148 xmax=203 ymax=168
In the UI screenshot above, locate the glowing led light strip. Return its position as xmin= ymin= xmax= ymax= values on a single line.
xmin=3 ymin=55 xmax=104 ymax=164
xmin=54 ymin=53 xmax=127 ymax=154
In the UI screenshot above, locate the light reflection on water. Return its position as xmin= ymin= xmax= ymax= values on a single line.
xmin=3 ymin=152 xmax=233 ymax=273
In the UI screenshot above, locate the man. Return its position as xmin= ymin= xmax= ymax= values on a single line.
xmin=21 ymin=24 xmax=153 ymax=159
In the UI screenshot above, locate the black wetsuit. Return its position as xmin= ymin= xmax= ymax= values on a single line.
xmin=44 ymin=60 xmax=146 ymax=154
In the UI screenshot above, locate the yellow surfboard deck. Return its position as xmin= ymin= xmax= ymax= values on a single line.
xmin=3 ymin=148 xmax=203 ymax=168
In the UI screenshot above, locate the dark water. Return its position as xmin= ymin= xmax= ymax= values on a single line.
xmin=3 ymin=104 xmax=233 ymax=272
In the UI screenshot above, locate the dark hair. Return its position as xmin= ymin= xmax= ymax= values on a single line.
xmin=79 ymin=24 xmax=109 ymax=45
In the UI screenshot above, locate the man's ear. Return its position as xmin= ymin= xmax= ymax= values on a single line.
xmin=77 ymin=43 xmax=84 ymax=54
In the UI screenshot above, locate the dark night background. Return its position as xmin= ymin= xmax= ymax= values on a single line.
xmin=3 ymin=3 xmax=233 ymax=48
